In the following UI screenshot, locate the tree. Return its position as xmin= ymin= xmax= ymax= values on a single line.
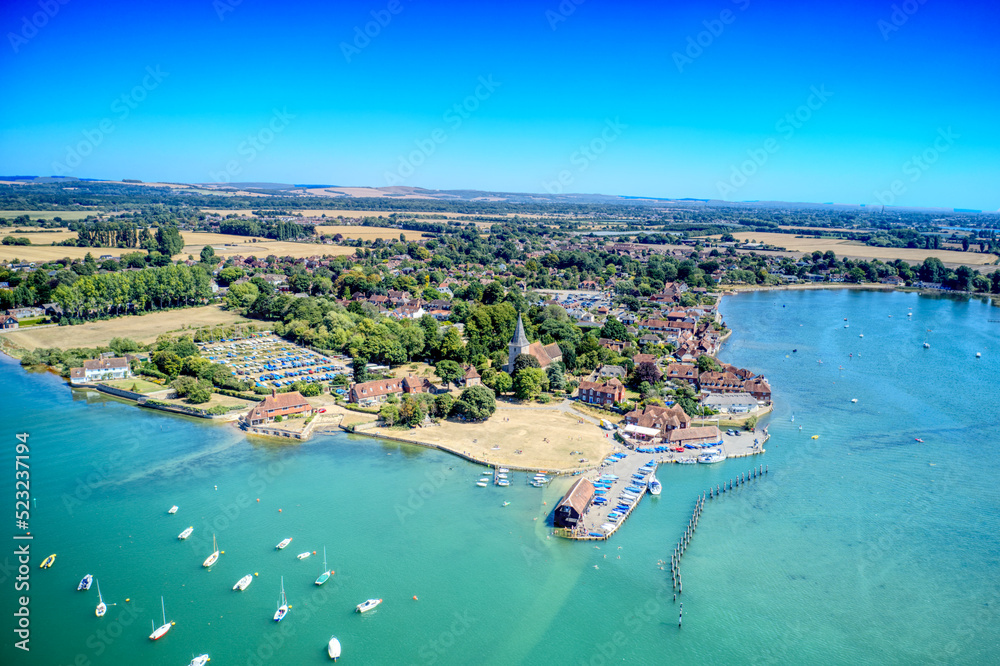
xmin=187 ymin=382 xmax=212 ymax=404
xmin=600 ymin=316 xmax=628 ymax=341
xmin=488 ymin=370 xmax=512 ymax=395
xmin=300 ymin=383 xmax=321 ymax=397
xmin=744 ymin=415 xmax=758 ymax=431
xmin=512 ymin=353 xmax=540 ymax=376
xmin=225 ymin=282 xmax=259 ymax=311
xmin=171 ymin=375 xmax=198 ymax=396
xmin=399 ymin=397 xmax=424 ymax=427
xmin=380 ymin=403 xmax=400 ymax=426
xmin=513 ymin=367 xmax=546 ymax=400
xmin=435 ymin=360 xmax=463 ymax=386
xmin=109 ymin=337 xmax=141 ymax=355
xmin=352 ymin=357 xmax=370 ymax=383
xmin=634 ymin=361 xmax=662 ymax=385
xmin=153 ymin=350 xmax=182 ymax=377
xmin=546 ymin=363 xmax=567 ymax=391
xmin=434 ymin=393 xmax=454 ymax=417
xmin=200 ymin=245 xmax=217 ymax=264
xmin=155 ymin=226 xmax=184 ymax=257
xmin=453 ymin=385 xmax=496 ymax=421
xmin=696 ymin=355 xmax=722 ymax=373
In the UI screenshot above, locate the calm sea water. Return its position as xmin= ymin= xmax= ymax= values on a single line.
xmin=2 ymin=288 xmax=999 ymax=665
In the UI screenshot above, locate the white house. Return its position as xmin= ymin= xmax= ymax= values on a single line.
xmin=702 ymin=392 xmax=757 ymax=414
xmin=69 ymin=357 xmax=131 ymax=385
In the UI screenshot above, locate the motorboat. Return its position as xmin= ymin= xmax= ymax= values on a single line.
xmin=297 ymin=551 xmax=312 ymax=560
xmin=676 ymin=458 xmax=697 ymax=465
xmin=234 ymin=574 xmax=253 ymax=591
xmin=188 ymin=655 xmax=210 ymax=666
xmin=498 ymin=467 xmax=509 ymax=473
xmin=95 ymin=579 xmax=107 ymax=617
xmin=276 ymin=538 xmax=292 ymax=550
xmin=356 ymin=598 xmax=382 ymax=613
xmin=698 ymin=450 xmax=726 ymax=464
xmin=647 ymin=476 xmax=662 ymax=496
xmin=476 ymin=480 xmax=488 ymax=487
xmin=178 ymin=526 xmax=194 ymax=540
xmin=502 ymin=501 xmax=511 ymax=507
xmin=149 ymin=596 xmax=172 ymax=640
xmin=40 ymin=554 xmax=56 ymax=569
xmin=328 ymin=635 xmax=342 ymax=660
xmin=168 ymin=506 xmax=178 ymax=514
xmin=498 ymin=480 xmax=510 ymax=487
xmin=78 ymin=574 xmax=93 ymax=591
xmin=203 ymin=534 xmax=220 ymax=568
xmin=315 ymin=547 xmax=333 ymax=586
xmin=273 ymin=577 xmax=289 ymax=622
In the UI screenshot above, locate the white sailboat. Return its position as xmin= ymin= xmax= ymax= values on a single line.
xmin=202 ymin=533 xmax=220 ymax=568
xmin=315 ymin=547 xmax=332 ymax=586
xmin=95 ymin=579 xmax=107 ymax=617
xmin=149 ymin=596 xmax=173 ymax=640
xmin=273 ymin=576 xmax=289 ymax=622
xmin=328 ymin=635 xmax=342 ymax=660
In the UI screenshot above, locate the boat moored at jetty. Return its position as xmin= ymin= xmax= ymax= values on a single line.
xmin=648 ymin=476 xmax=662 ymax=495
xmin=698 ymin=449 xmax=726 ymax=464
xmin=356 ymin=598 xmax=382 ymax=613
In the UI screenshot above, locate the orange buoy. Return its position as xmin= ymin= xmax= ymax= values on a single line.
xmin=413 ymin=596 xmax=418 ymax=600
xmin=256 ymin=498 xmax=260 ymax=502
xmin=312 ymin=551 xmax=316 ymax=555
xmin=278 ymin=509 xmax=282 ymax=512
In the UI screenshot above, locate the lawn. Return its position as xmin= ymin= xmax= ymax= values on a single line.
xmin=0 ymin=306 xmax=252 ymax=351
xmin=100 ymin=378 xmax=166 ymax=394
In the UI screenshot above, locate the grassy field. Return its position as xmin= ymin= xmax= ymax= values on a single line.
xmin=313 ymin=225 xmax=428 ymax=240
xmin=709 ymin=232 xmax=998 ymax=265
xmin=368 ymin=406 xmax=615 ymax=471
xmin=0 ymin=210 xmax=98 ymax=221
xmin=0 ymin=306 xmax=252 ymax=351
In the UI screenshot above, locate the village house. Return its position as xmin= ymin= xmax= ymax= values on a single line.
xmin=1 ymin=313 xmax=18 ymax=330
xmin=743 ymin=378 xmax=772 ymax=403
xmin=349 ymin=378 xmax=405 ymax=406
xmin=575 ymin=378 xmax=625 ymax=406
xmin=698 ymin=371 xmax=744 ymax=394
xmin=665 ymin=425 xmax=722 ymax=448
xmin=243 ymin=390 xmax=313 ymax=426
xmin=460 ymin=366 xmax=481 ymax=387
xmin=623 ymin=404 xmax=691 ymax=434
xmin=594 ymin=364 xmax=627 ymax=381
xmin=702 ymin=392 xmax=757 ymax=414
xmin=68 ymin=357 xmax=131 ymax=385
xmin=663 ymin=363 xmax=698 ymax=386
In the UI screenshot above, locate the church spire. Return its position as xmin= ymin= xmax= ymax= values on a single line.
xmin=511 ymin=314 xmax=529 ymax=347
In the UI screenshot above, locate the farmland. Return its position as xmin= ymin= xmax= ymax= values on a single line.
xmin=708 ymin=232 xmax=998 ymax=265
xmin=0 ymin=306 xmax=252 ymax=351
xmin=0 ymin=210 xmax=98 ymax=221
xmin=0 ymin=244 xmax=139 ymax=263
xmin=179 ymin=232 xmax=356 ymax=259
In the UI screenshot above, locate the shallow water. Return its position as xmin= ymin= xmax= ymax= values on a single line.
xmin=1 ymin=288 xmax=998 ymax=665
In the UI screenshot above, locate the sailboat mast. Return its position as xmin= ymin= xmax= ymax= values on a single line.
xmin=161 ymin=596 xmax=166 ymax=624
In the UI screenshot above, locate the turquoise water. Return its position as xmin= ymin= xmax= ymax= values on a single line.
xmin=2 ymin=288 xmax=999 ymax=665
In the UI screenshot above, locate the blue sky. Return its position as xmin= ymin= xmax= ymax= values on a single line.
xmin=1 ymin=0 xmax=998 ymax=209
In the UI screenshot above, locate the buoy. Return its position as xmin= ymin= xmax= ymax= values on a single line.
xmin=278 ymin=509 xmax=282 ymax=512
xmin=413 ymin=596 xmax=418 ymax=601
xmin=125 ymin=598 xmax=130 ymax=603
xmin=256 ymin=498 xmax=260 ymax=502
xmin=254 ymin=572 xmax=258 ymax=576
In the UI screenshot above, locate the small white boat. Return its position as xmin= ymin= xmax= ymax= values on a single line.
xmin=498 ymin=480 xmax=510 ymax=487
xmin=149 ymin=596 xmax=172 ymax=640
xmin=328 ymin=635 xmax=342 ymax=660
xmin=923 ymin=343 xmax=930 ymax=349
xmin=234 ymin=574 xmax=253 ymax=591
xmin=497 ymin=473 xmax=508 ymax=480
xmin=188 ymin=655 xmax=210 ymax=666
xmin=95 ymin=579 xmax=107 ymax=617
xmin=498 ymin=467 xmax=509 ymax=473
xmin=297 ymin=551 xmax=312 ymax=560
xmin=203 ymin=534 xmax=220 ymax=568
xmin=178 ymin=526 xmax=194 ymax=540
xmin=698 ymin=450 xmax=726 ymax=464
xmin=676 ymin=458 xmax=697 ymax=465
xmin=273 ymin=576 xmax=289 ymax=622
xmin=476 ymin=480 xmax=488 ymax=487
xmin=168 ymin=506 xmax=178 ymax=514
xmin=276 ymin=538 xmax=292 ymax=550
xmin=647 ymin=476 xmax=662 ymax=496
xmin=976 ymin=352 xmax=981 ymax=358
xmin=78 ymin=574 xmax=93 ymax=591
xmin=356 ymin=598 xmax=382 ymax=613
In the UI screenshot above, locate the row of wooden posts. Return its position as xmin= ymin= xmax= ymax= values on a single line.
xmin=669 ymin=464 xmax=768 ymax=627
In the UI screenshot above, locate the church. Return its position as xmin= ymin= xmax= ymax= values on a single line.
xmin=505 ymin=314 xmax=563 ymax=373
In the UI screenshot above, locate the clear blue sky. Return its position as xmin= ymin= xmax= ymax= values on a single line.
xmin=1 ymin=0 xmax=998 ymax=209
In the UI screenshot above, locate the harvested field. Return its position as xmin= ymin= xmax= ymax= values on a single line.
xmin=0 ymin=230 xmax=79 ymax=244
xmin=707 ymin=232 xmax=998 ymax=265
xmin=0 ymin=245 xmax=138 ymax=263
xmin=367 ymin=405 xmax=615 ymax=472
xmin=0 ymin=210 xmax=98 ymax=221
xmin=178 ymin=232 xmax=355 ymax=259
xmin=313 ymin=225 xmax=428 ymax=241
xmin=0 ymin=306 xmax=252 ymax=351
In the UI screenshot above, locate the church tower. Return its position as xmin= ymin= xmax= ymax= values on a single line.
xmin=506 ymin=314 xmax=530 ymax=373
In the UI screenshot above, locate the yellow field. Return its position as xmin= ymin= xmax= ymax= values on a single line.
xmin=0 ymin=230 xmax=80 ymax=243
xmin=0 ymin=245 xmax=139 ymax=263
xmin=709 ymin=232 xmax=998 ymax=265
xmin=312 ymin=225 xmax=428 ymax=240
xmin=1 ymin=210 xmax=99 ymax=221
xmin=0 ymin=306 xmax=253 ymax=351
